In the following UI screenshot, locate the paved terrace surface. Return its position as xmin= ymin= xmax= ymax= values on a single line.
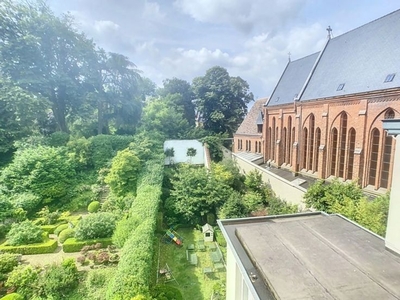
xmin=226 ymin=214 xmax=400 ymax=300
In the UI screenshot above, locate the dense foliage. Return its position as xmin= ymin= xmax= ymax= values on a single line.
xmin=0 ymin=146 xmax=75 ymax=206
xmin=104 ymin=149 xmax=141 ymax=197
xmin=107 ymin=158 xmax=163 ymax=299
xmin=192 ymin=66 xmax=253 ymax=135
xmin=6 ymin=221 xmax=43 ymax=246
xmin=75 ymin=212 xmax=117 ymax=241
xmin=304 ymin=180 xmax=390 ymax=236
xmin=5 ymin=259 xmax=79 ymax=300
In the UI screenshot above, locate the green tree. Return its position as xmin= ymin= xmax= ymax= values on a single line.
xmin=0 ymin=1 xmax=97 ymax=132
xmin=88 ymin=50 xmax=143 ymax=135
xmin=0 ymin=79 xmax=47 ymax=153
xmin=192 ymin=66 xmax=253 ymax=135
xmin=169 ymin=164 xmax=234 ymax=222
xmin=304 ymin=179 xmax=363 ymax=213
xmin=186 ymin=147 xmax=197 ymax=163
xmin=159 ymin=78 xmax=195 ymax=126
xmin=164 ymin=147 xmax=175 ymax=165
xmin=139 ymin=96 xmax=189 ymax=139
xmin=104 ymin=149 xmax=141 ymax=197
xmin=0 ymin=146 xmax=75 ymax=205
xmin=218 ymin=191 xmax=249 ymax=219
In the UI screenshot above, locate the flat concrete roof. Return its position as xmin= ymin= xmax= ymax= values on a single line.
xmin=219 ymin=213 xmax=400 ymax=300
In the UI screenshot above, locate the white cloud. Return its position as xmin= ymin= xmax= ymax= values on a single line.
xmin=143 ymin=2 xmax=165 ymax=21
xmin=174 ymin=0 xmax=307 ymax=32
xmin=93 ymin=20 xmax=120 ymax=33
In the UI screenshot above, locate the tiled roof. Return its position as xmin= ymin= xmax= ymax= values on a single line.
xmin=267 ymin=52 xmax=320 ymax=107
xmin=236 ymin=98 xmax=267 ymax=135
xmin=301 ymin=9 xmax=400 ymax=101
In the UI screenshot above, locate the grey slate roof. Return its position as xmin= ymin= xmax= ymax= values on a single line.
xmin=267 ymin=52 xmax=319 ymax=107
xmin=236 ymin=98 xmax=267 ymax=135
xmin=301 ymin=9 xmax=400 ymax=101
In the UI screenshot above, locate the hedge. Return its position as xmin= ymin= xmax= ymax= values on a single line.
xmin=0 ymin=293 xmax=24 ymax=300
xmin=106 ymin=158 xmax=163 ymax=299
xmin=0 ymin=237 xmax=58 ymax=255
xmin=62 ymin=237 xmax=113 ymax=253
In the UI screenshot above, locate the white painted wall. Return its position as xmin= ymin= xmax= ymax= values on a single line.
xmin=163 ymin=140 xmax=204 ymax=165
xmin=385 ymin=135 xmax=400 ymax=255
xmin=232 ymin=153 xmax=306 ymax=208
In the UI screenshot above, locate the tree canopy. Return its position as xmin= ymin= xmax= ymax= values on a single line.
xmin=192 ymin=66 xmax=254 ymax=135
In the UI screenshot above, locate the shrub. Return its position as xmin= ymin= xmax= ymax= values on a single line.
xmin=54 ymin=224 xmax=69 ymax=236
xmin=85 ymin=267 xmax=117 ymax=300
xmin=58 ymin=228 xmax=75 ymax=244
xmin=75 ymin=212 xmax=116 ymax=241
xmin=5 ymin=265 xmax=39 ymax=299
xmin=0 ymin=293 xmax=24 ymax=300
xmin=88 ymin=201 xmax=100 ymax=213
xmin=151 ymin=285 xmax=183 ymax=300
xmin=6 ymin=221 xmax=43 ymax=246
xmin=37 ymin=206 xmax=61 ymax=225
xmin=62 ymin=238 xmax=113 ymax=253
xmin=104 ymin=149 xmax=141 ymax=197
xmin=37 ymin=258 xmax=78 ymax=299
xmin=0 ymin=253 xmax=20 ymax=277
xmin=0 ymin=238 xmax=57 ymax=255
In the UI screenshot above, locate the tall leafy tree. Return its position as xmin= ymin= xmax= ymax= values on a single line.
xmin=192 ymin=66 xmax=253 ymax=135
xmin=139 ymin=95 xmax=189 ymax=139
xmin=159 ymin=78 xmax=196 ymax=126
xmin=88 ymin=50 xmax=143 ymax=135
xmin=0 ymin=79 xmax=47 ymax=153
xmin=0 ymin=0 xmax=97 ymax=132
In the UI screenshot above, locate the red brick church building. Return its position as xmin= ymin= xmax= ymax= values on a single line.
xmin=234 ymin=9 xmax=400 ymax=192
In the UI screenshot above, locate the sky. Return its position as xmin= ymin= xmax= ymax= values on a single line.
xmin=47 ymin=0 xmax=399 ymax=102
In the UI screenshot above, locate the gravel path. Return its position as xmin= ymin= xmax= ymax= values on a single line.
xmin=20 ymin=235 xmax=84 ymax=269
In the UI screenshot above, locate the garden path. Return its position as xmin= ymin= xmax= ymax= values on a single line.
xmin=20 ymin=235 xmax=87 ymax=271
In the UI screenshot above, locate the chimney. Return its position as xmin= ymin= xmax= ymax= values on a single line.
xmin=382 ymin=119 xmax=400 ymax=255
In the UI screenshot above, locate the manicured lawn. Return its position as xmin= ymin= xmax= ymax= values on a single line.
xmin=157 ymin=228 xmax=226 ymax=300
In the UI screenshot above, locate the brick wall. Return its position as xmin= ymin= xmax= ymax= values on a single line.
xmin=263 ymin=89 xmax=400 ymax=191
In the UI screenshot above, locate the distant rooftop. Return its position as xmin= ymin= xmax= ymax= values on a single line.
xmin=219 ymin=212 xmax=400 ymax=300
xmin=236 ymin=98 xmax=267 ymax=135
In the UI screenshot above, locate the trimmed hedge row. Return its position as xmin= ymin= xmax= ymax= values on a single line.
xmin=62 ymin=237 xmax=113 ymax=253
xmin=107 ymin=157 xmax=163 ymax=299
xmin=0 ymin=237 xmax=58 ymax=255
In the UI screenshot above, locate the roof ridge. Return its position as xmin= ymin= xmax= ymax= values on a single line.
xmin=330 ymin=8 xmax=400 ymax=40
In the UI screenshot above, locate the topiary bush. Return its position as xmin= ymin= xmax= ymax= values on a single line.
xmin=75 ymin=212 xmax=116 ymax=241
xmin=88 ymin=201 xmax=100 ymax=213
xmin=6 ymin=220 xmax=43 ymax=246
xmin=58 ymin=228 xmax=75 ymax=244
xmin=54 ymin=224 xmax=69 ymax=236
